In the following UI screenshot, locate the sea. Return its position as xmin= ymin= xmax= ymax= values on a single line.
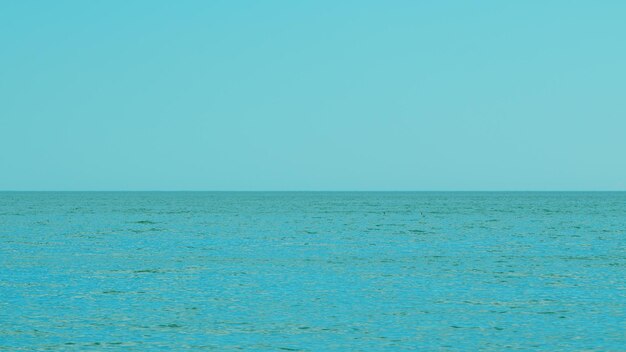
xmin=1 ymin=192 xmax=624 ymax=351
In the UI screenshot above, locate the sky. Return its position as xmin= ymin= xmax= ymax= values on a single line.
xmin=1 ymin=1 xmax=625 ymax=191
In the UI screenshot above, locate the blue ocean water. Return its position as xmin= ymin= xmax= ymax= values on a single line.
xmin=0 ymin=192 xmax=624 ymax=351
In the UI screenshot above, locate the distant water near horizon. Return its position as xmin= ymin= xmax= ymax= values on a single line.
xmin=1 ymin=192 xmax=624 ymax=351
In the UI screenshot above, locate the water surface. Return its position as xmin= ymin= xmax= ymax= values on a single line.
xmin=1 ymin=192 xmax=624 ymax=350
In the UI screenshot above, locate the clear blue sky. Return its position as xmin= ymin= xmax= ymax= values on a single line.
xmin=1 ymin=1 xmax=625 ymax=191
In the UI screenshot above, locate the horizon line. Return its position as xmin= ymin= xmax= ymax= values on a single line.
xmin=1 ymin=190 xmax=625 ymax=193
